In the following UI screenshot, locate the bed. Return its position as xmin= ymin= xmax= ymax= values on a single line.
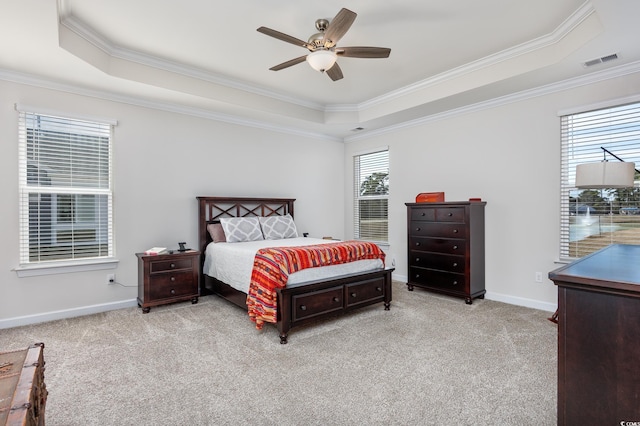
xmin=197 ymin=196 xmax=394 ymax=343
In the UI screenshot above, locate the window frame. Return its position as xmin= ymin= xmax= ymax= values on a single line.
xmin=15 ymin=105 xmax=118 ymax=277
xmin=353 ymin=147 xmax=389 ymax=244
xmin=559 ymin=100 xmax=640 ymax=261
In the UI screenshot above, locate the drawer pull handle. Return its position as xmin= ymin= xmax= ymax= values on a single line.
xmin=421 ymin=212 xmax=426 ymax=216
xmin=415 ymin=242 xmax=421 ymax=246
xmin=170 ymin=263 xmax=176 ymax=268
xmin=415 ymin=258 xmax=420 ymax=262
xmin=350 ymin=293 xmax=357 ymax=298
xmin=448 ymin=212 xmax=453 ymax=216
xmin=453 ymin=229 xmax=458 ymax=233
xmin=415 ymin=274 xmax=420 ymax=279
xmin=170 ymin=289 xmax=176 ymax=295
xmin=452 ymin=281 xmax=458 ymax=285
xmin=170 ymin=277 xmax=176 ymax=282
xmin=453 ymin=262 xmax=458 ymax=267
xmin=333 ymin=297 xmax=340 ymax=302
xmin=376 ymin=287 xmax=382 ymax=292
xmin=453 ymin=245 xmax=458 ymax=250
xmin=300 ymin=305 xmax=307 ymax=311
xmin=416 ymin=227 xmax=421 ymax=231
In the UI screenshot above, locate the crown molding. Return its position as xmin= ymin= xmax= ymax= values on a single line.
xmin=344 ymin=60 xmax=640 ymax=142
xmin=56 ymin=1 xmax=598 ymax=122
xmin=353 ymin=1 xmax=597 ymax=112
xmin=58 ymin=15 xmax=325 ymax=113
xmin=4 ymin=58 xmax=639 ymax=145
xmin=0 ymin=68 xmax=340 ymax=142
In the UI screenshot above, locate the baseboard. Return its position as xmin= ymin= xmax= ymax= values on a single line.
xmin=0 ymin=299 xmax=138 ymax=329
xmin=393 ymin=273 xmax=556 ymax=313
xmin=484 ymin=291 xmax=556 ymax=313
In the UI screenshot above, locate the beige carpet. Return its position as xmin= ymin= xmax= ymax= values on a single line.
xmin=0 ymin=281 xmax=557 ymax=425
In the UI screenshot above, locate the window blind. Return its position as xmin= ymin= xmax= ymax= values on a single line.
xmin=354 ymin=149 xmax=389 ymax=243
xmin=18 ymin=111 xmax=114 ymax=264
xmin=560 ymin=102 xmax=640 ymax=260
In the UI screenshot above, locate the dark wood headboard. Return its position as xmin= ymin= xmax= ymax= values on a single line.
xmin=196 ymin=196 xmax=296 ymax=255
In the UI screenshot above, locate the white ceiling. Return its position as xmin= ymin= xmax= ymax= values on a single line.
xmin=1 ymin=0 xmax=639 ymax=140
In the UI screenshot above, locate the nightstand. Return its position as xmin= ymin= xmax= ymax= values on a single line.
xmin=136 ymin=250 xmax=200 ymax=313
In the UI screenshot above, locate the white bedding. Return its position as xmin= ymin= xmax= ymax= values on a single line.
xmin=203 ymin=237 xmax=384 ymax=293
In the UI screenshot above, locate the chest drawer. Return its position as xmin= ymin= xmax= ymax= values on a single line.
xmin=410 ymin=207 xmax=465 ymax=222
xmin=411 ymin=208 xmax=436 ymax=221
xmin=292 ymin=286 xmax=344 ymax=321
xmin=435 ymin=207 xmax=465 ymax=222
xmin=409 ymin=267 xmax=466 ymax=291
xmin=410 ymin=222 xmax=467 ymax=238
xmin=410 ymin=236 xmax=466 ymax=255
xmin=409 ymin=251 xmax=465 ymax=273
xmin=149 ymin=258 xmax=193 ymax=273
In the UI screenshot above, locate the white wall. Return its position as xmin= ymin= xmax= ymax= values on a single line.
xmin=345 ymin=72 xmax=640 ymax=311
xmin=0 ymin=80 xmax=345 ymax=326
xmin=2 ymin=70 xmax=639 ymax=326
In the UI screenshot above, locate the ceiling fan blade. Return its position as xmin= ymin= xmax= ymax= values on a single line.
xmin=337 ymin=46 xmax=391 ymax=58
xmin=323 ymin=8 xmax=357 ymax=48
xmin=257 ymin=27 xmax=313 ymax=50
xmin=269 ymin=55 xmax=307 ymax=71
xmin=326 ymin=62 xmax=344 ymax=81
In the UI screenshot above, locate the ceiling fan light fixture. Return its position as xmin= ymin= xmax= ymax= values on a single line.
xmin=306 ymin=50 xmax=337 ymax=72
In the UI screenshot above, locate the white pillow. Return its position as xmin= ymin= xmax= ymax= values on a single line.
xmin=219 ymin=217 xmax=264 ymax=243
xmin=259 ymin=214 xmax=298 ymax=240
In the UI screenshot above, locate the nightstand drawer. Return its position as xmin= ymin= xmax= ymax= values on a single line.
xmin=149 ymin=258 xmax=193 ymax=273
xmin=148 ymin=271 xmax=196 ymax=299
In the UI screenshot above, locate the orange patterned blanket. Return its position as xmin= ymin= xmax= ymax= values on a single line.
xmin=246 ymin=240 xmax=385 ymax=329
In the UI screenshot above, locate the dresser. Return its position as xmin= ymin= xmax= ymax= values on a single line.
xmin=405 ymin=201 xmax=486 ymax=304
xmin=548 ymin=244 xmax=640 ymax=425
xmin=136 ymin=250 xmax=200 ymax=313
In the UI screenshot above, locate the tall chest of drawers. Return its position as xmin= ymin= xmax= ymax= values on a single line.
xmin=405 ymin=201 xmax=486 ymax=304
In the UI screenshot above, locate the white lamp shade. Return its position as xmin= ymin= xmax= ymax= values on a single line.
xmin=306 ymin=50 xmax=337 ymax=72
xmin=575 ymin=161 xmax=636 ymax=188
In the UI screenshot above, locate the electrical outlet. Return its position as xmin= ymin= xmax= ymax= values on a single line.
xmin=535 ymin=272 xmax=543 ymax=283
xmin=107 ymin=273 xmax=115 ymax=285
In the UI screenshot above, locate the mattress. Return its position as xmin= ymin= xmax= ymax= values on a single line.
xmin=203 ymin=237 xmax=384 ymax=293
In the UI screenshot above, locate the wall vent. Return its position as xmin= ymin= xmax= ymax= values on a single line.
xmin=583 ymin=53 xmax=619 ymax=67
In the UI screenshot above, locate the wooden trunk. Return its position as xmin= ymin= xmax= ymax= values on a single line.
xmin=0 ymin=343 xmax=47 ymax=426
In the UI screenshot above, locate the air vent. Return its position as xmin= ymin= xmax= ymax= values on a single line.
xmin=583 ymin=53 xmax=619 ymax=67
xmin=351 ymin=127 xmax=365 ymax=132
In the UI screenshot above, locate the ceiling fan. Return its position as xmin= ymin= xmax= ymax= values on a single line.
xmin=257 ymin=8 xmax=391 ymax=81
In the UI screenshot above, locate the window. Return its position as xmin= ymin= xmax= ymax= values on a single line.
xmin=560 ymin=102 xmax=640 ymax=260
xmin=18 ymin=110 xmax=114 ymax=265
xmin=354 ymin=148 xmax=389 ymax=243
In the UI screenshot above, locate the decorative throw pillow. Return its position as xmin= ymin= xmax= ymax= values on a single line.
xmin=219 ymin=217 xmax=264 ymax=243
xmin=259 ymin=214 xmax=298 ymax=240
xmin=206 ymin=223 xmax=226 ymax=243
